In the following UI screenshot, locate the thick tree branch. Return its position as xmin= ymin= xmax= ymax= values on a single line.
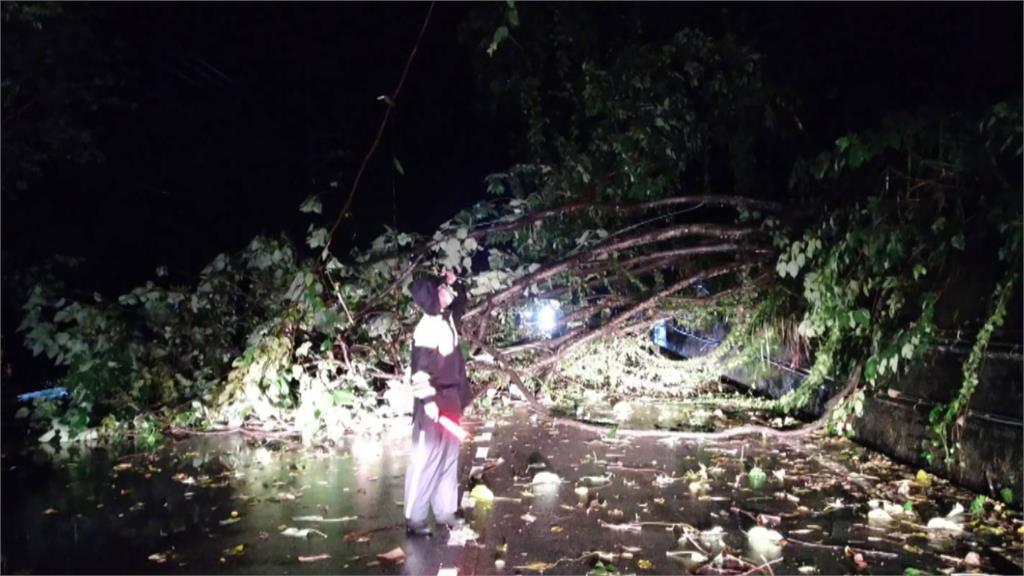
xmin=464 ymin=224 xmax=760 ymax=320
xmin=464 ymin=335 xmax=547 ymax=415
xmin=496 ymin=328 xmax=580 ymax=356
xmin=582 ymin=273 xmax=770 ymax=340
xmin=488 ymin=268 xmax=769 ymax=357
xmin=551 ymin=360 xmax=865 ymax=440
xmin=527 ymin=260 xmax=762 ymax=372
xmin=487 ymin=293 xmax=628 ymax=357
xmin=585 ymin=244 xmax=774 ymax=273
xmin=469 ymin=195 xmax=783 ymax=239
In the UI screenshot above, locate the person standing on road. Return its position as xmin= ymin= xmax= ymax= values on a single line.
xmin=403 ymin=269 xmax=471 ymax=536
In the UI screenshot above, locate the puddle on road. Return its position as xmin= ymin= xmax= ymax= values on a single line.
xmin=2 ymin=428 xmax=421 ymax=574
xmin=2 ymin=407 xmax=1022 ymax=575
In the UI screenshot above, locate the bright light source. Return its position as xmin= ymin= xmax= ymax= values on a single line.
xmin=349 ymin=436 xmax=383 ymax=463
xmin=520 ymin=299 xmax=562 ymax=337
xmin=537 ymin=304 xmax=558 ymax=333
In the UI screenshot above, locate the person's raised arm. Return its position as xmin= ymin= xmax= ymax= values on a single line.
xmin=442 ymin=269 xmax=468 ymax=326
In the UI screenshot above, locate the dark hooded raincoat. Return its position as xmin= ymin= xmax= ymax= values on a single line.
xmin=403 ymin=275 xmax=470 ymax=529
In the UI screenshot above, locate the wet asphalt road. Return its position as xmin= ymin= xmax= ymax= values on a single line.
xmin=3 ymin=406 xmax=1023 ymax=575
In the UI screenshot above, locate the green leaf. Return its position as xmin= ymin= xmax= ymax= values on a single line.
xmin=67 ymin=409 xmax=89 ymax=432
xmin=507 ymin=7 xmax=519 ymax=28
xmin=748 ymin=466 xmax=767 ymax=489
xmin=487 ymin=26 xmax=509 ymax=57
xmin=1000 ymin=487 xmax=1014 ymax=504
xmin=332 ymin=388 xmax=355 ymax=407
xmin=903 ymin=500 xmax=914 ymax=512
xmin=785 ymin=260 xmax=799 ymax=278
xmin=951 ymin=234 xmax=965 ymax=251
xmin=901 ymin=342 xmax=914 ymax=359
xmin=970 ymin=494 xmax=987 ymax=515
xmin=392 ymin=157 xmax=405 ymax=176
xmin=864 ymin=358 xmax=879 ymax=381
xmin=307 ymin=227 xmax=329 ymax=249
xmin=299 ymin=195 xmax=322 ymax=214
xmin=776 ymin=260 xmax=788 ymax=278
xmin=852 ymin=309 xmax=870 ymax=327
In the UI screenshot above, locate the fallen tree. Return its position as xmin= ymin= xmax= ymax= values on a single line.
xmin=15 ymin=173 xmax=789 ymax=447
xmin=14 ymin=14 xmax=1020 ymax=463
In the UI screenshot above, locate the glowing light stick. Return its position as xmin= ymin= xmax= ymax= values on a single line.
xmin=438 ymin=415 xmax=468 ymax=442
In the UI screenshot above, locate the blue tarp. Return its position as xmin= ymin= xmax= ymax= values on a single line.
xmin=17 ymin=387 xmax=69 ymax=402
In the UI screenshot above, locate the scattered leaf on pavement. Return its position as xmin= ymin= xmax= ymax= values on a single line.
xmin=515 ymin=561 xmax=557 ymax=572
xmin=376 ymin=547 xmax=405 ymax=564
xmin=293 ymin=515 xmax=358 ymax=523
xmin=747 ymin=526 xmax=784 ymax=559
xmin=470 ymin=484 xmax=494 ymax=503
xmin=280 ymin=527 xmax=328 ymax=539
xmin=223 ymin=544 xmax=245 ymax=557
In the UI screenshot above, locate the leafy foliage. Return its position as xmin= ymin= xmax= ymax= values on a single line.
xmin=19 ymin=237 xmax=301 ymax=439
xmin=767 ymin=102 xmax=1021 ymax=443
xmin=926 ymin=242 xmax=1020 ymax=466
xmin=554 ymin=329 xmax=740 ymax=408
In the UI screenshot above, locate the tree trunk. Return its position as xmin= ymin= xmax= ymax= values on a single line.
xmin=550 ymin=360 xmax=864 ymax=440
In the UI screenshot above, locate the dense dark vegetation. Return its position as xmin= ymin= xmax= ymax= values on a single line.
xmin=3 ymin=3 xmax=1020 ymax=488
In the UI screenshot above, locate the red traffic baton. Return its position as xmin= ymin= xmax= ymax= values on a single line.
xmin=438 ymin=415 xmax=469 ymax=442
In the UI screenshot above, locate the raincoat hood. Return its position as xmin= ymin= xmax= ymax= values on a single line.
xmin=409 ymin=276 xmax=442 ymax=316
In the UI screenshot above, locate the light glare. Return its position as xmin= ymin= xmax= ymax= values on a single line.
xmin=537 ymin=305 xmax=557 ymax=332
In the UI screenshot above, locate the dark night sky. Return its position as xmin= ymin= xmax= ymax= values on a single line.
xmin=6 ymin=3 xmax=511 ymax=290
xmin=2 ymin=2 xmax=1021 ymax=297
